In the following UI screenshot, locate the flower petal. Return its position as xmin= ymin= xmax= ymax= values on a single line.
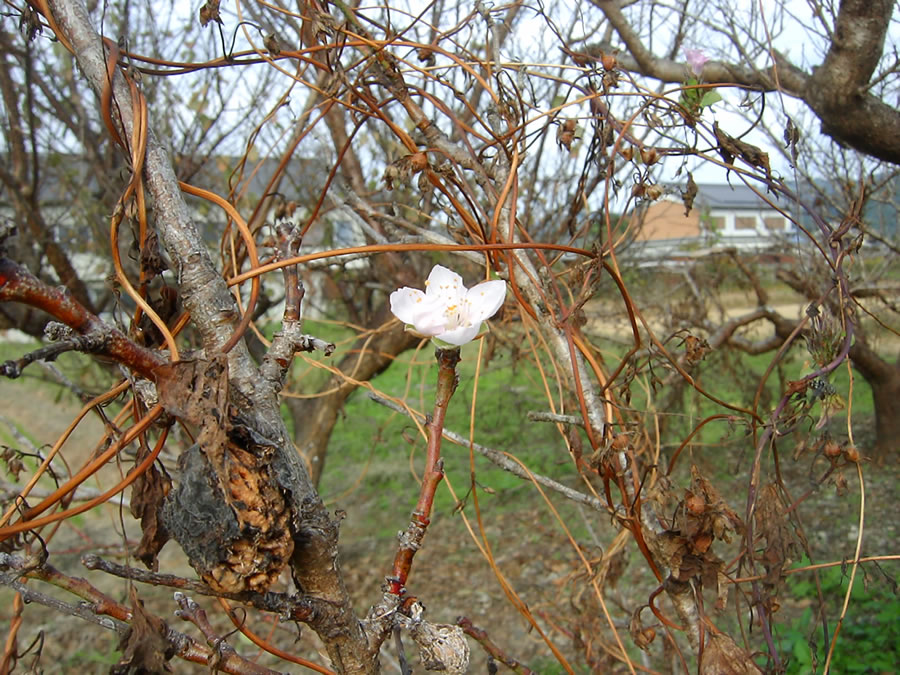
xmin=390 ymin=287 xmax=428 ymax=325
xmin=684 ymin=48 xmax=708 ymax=76
xmin=438 ymin=322 xmax=482 ymax=346
xmin=412 ymin=302 xmax=447 ymax=335
xmin=425 ymin=265 xmax=465 ymax=304
xmin=464 ymin=279 xmax=506 ymax=322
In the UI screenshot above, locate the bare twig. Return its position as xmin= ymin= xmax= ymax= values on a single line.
xmin=0 ymin=569 xmax=128 ymax=634
xmin=372 ymin=394 xmax=606 ymax=512
xmin=0 ymin=258 xmax=166 ymax=378
xmin=174 ymin=593 xmax=286 ymax=675
xmin=457 ymin=617 xmax=535 ymax=675
xmin=81 ymin=555 xmax=316 ymax=622
xmin=0 ymin=554 xmax=279 ymax=674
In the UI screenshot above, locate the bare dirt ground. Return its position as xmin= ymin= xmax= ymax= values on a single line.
xmin=587 ymin=288 xmax=900 ymax=353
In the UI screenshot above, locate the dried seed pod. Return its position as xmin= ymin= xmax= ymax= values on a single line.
xmin=601 ymin=52 xmax=617 ymax=72
xmin=640 ymin=146 xmax=659 ymax=165
xmin=823 ymin=440 xmax=841 ymax=459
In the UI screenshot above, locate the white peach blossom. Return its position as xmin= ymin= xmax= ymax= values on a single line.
xmin=390 ymin=265 xmax=506 ymax=346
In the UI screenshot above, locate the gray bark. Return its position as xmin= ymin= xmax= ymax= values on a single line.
xmin=43 ymin=0 xmax=376 ymax=670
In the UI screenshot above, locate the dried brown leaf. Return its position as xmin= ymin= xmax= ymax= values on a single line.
xmin=716 ymin=570 xmax=730 ymax=611
xmin=263 ymin=32 xmax=281 ymax=56
xmin=156 ymin=355 xmax=229 ymax=478
xmin=754 ymin=483 xmax=799 ymax=588
xmin=629 ymin=606 xmax=656 ymax=651
xmin=784 ymin=116 xmax=801 ymax=164
xmin=700 ymin=633 xmax=763 ymax=675
xmin=130 ymin=457 xmax=171 ymax=570
xmin=139 ymin=231 xmax=167 ymax=279
xmin=198 ymin=0 xmax=222 ymax=27
xmin=713 ymin=122 xmax=771 ymax=177
xmin=690 ymin=465 xmax=743 ymax=542
xmin=682 ymin=172 xmax=698 ymax=216
xmin=656 ymin=531 xmax=690 ymax=579
xmin=111 ymin=587 xmax=174 ymax=674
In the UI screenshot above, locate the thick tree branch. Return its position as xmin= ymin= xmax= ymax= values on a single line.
xmin=588 ymin=0 xmax=900 ymax=164
xmin=585 ymin=1 xmax=806 ymax=95
xmin=42 ymin=0 xmax=269 ymax=416
xmin=0 ymin=257 xmax=166 ymax=378
xmin=804 ymin=0 xmax=900 ymax=164
xmin=40 ymin=2 xmax=374 ymax=670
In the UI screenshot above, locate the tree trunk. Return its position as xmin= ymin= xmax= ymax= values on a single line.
xmin=846 ymin=342 xmax=900 ymax=462
xmin=45 ymin=1 xmax=379 ymax=668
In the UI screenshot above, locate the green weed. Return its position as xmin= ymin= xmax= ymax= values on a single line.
xmin=777 ymin=559 xmax=900 ymax=673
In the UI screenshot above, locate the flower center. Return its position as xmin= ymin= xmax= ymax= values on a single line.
xmin=442 ymin=300 xmax=470 ymax=330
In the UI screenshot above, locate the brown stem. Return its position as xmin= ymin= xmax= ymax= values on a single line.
xmin=0 ymin=554 xmax=274 ymax=674
xmin=387 ymin=346 xmax=460 ymax=596
xmin=174 ymin=593 xmax=285 ymax=675
xmin=456 ymin=617 xmax=535 ymax=674
xmin=81 ymin=554 xmax=316 ymax=622
xmin=257 ymin=221 xmax=335 ymax=390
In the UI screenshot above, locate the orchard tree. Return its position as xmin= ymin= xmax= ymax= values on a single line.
xmin=0 ymin=0 xmax=897 ymax=673
xmin=584 ymin=0 xmax=900 ymax=164
xmin=580 ymin=0 xmax=900 ymax=460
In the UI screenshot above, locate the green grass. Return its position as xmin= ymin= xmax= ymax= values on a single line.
xmin=311 ymin=326 xmax=878 ymax=542
xmin=776 ymin=558 xmax=900 ymax=674
xmin=317 ymin=342 xmax=568 ymax=538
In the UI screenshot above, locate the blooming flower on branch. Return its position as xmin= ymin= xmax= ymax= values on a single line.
xmin=684 ymin=48 xmax=709 ymax=77
xmin=390 ymin=265 xmax=506 ymax=346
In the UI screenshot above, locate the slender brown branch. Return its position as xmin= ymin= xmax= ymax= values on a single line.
xmin=174 ymin=593 xmax=286 ymax=675
xmin=81 ymin=554 xmax=316 ymax=622
xmin=386 ymin=346 xmax=460 ymax=596
xmin=0 ymin=554 xmax=279 ymax=674
xmin=0 ymin=569 xmax=128 ymax=634
xmin=372 ymin=394 xmax=606 ymax=512
xmin=259 ymin=220 xmax=335 ymax=388
xmin=456 ymin=617 xmax=535 ymax=675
